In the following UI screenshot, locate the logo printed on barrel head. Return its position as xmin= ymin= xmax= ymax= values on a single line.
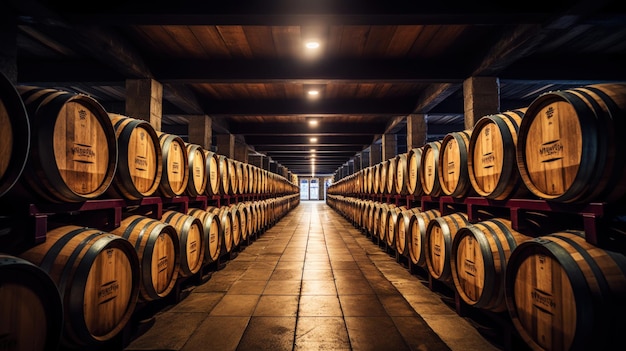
xmin=98 ymin=280 xmax=120 ymax=304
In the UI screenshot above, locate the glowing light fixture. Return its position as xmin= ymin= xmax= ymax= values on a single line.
xmin=308 ymin=119 xmax=318 ymax=126
xmin=305 ymin=41 xmax=320 ymax=49
xmin=308 ymin=90 xmax=319 ymax=96
xmin=310 ymin=137 xmax=318 ymax=143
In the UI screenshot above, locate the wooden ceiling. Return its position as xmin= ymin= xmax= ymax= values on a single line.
xmin=7 ymin=0 xmax=626 ymax=175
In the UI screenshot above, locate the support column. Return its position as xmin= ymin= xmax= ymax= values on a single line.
xmin=216 ymin=134 xmax=235 ymax=158
xmin=361 ymin=150 xmax=370 ymax=168
xmin=249 ymin=155 xmax=264 ymax=168
xmin=347 ymin=160 xmax=354 ymax=175
xmin=382 ymin=134 xmax=397 ymax=161
xmin=126 ymin=79 xmax=163 ymax=132
xmin=0 ymin=9 xmax=18 ymax=83
xmin=353 ymin=154 xmax=362 ymax=172
xmin=262 ymin=157 xmax=271 ymax=171
xmin=407 ymin=114 xmax=427 ymax=150
xmin=269 ymin=161 xmax=278 ymax=174
xmin=370 ymin=144 xmax=382 ymax=166
xmin=234 ymin=142 xmax=248 ymax=163
xmin=188 ymin=115 xmax=212 ymax=150
xmin=463 ymin=76 xmax=500 ymax=129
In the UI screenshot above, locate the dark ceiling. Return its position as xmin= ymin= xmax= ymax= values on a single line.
xmin=6 ymin=0 xmax=626 ymax=176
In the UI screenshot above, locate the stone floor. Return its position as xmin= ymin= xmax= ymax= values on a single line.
xmin=123 ymin=201 xmax=506 ymax=351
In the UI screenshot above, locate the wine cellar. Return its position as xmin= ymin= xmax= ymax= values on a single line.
xmin=2 ymin=1 xmax=626 ymax=351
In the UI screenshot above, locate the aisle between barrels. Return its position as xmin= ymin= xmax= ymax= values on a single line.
xmin=124 ymin=201 xmax=499 ymax=351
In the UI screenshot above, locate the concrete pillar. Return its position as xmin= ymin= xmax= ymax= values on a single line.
xmin=382 ymin=134 xmax=397 ymax=161
xmin=347 ymin=160 xmax=354 ymax=175
xmin=0 ymin=9 xmax=17 ymax=84
xmin=463 ymin=76 xmax=500 ymax=129
xmin=234 ymin=142 xmax=248 ymax=163
xmin=407 ymin=114 xmax=427 ymax=150
xmin=361 ymin=150 xmax=370 ymax=168
xmin=370 ymin=144 xmax=382 ymax=166
xmin=216 ymin=134 xmax=235 ymax=158
xmin=188 ymin=115 xmax=212 ymax=150
xmin=354 ymin=154 xmax=362 ymax=172
xmin=269 ymin=161 xmax=278 ymax=174
xmin=126 ymin=79 xmax=163 ymax=132
xmin=249 ymin=155 xmax=264 ymax=168
xmin=262 ymin=157 xmax=271 ymax=171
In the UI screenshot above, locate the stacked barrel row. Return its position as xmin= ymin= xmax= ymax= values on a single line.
xmin=327 ymin=194 xmax=626 ymax=351
xmin=1 ymin=194 xmax=299 ymax=350
xmin=329 ymin=83 xmax=626 ymax=205
xmin=0 ymin=74 xmax=301 ymax=351
xmin=0 ymin=82 xmax=298 ymax=204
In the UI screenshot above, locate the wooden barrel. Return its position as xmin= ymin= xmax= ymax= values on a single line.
xmin=505 ymin=231 xmax=626 ymax=351
xmin=229 ymin=204 xmax=242 ymax=247
xmin=185 ymin=143 xmax=207 ymax=197
xmin=214 ymin=206 xmax=233 ymax=254
xmin=385 ymin=206 xmax=403 ymax=247
xmin=425 ymin=212 xmax=469 ymax=285
xmin=373 ymin=163 xmax=381 ymax=194
xmin=408 ymin=209 xmax=440 ymax=267
xmin=160 ymin=210 xmax=205 ymax=277
xmin=420 ymin=141 xmax=443 ymax=197
xmin=111 ymin=215 xmax=180 ymax=301
xmin=517 ymin=83 xmax=626 ymax=203
xmin=203 ymin=150 xmax=221 ymax=196
xmin=0 ymin=254 xmax=63 ymax=351
xmin=468 ymin=109 xmax=527 ymax=200
xmin=0 ymin=72 xmax=30 ymax=198
xmin=239 ymin=202 xmax=251 ymax=241
xmin=395 ymin=153 xmax=409 ymax=195
xmin=19 ymin=226 xmax=140 ymax=347
xmin=107 ymin=114 xmax=162 ymax=200
xmin=407 ymin=147 xmax=424 ymax=196
xmin=439 ymin=130 xmax=473 ymax=198
xmin=217 ymin=155 xmax=230 ymax=195
xmin=228 ymin=158 xmax=238 ymax=195
xmin=395 ymin=208 xmax=419 ymax=256
xmin=157 ymin=132 xmax=189 ymax=197
xmin=187 ymin=208 xmax=222 ymax=264
xmin=377 ymin=204 xmax=391 ymax=242
xmin=450 ymin=218 xmax=531 ymax=312
xmin=386 ymin=156 xmax=397 ymax=195
xmin=379 ymin=160 xmax=389 ymax=195
xmin=17 ymin=86 xmax=117 ymax=202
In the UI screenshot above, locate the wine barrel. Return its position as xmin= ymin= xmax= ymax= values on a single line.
xmin=229 ymin=204 xmax=242 ymax=248
xmin=0 ymin=73 xmax=30 ymax=198
xmin=160 ymin=210 xmax=205 ymax=277
xmin=439 ymin=130 xmax=473 ymax=198
xmin=108 ymin=114 xmax=162 ymax=200
xmin=408 ymin=209 xmax=440 ymax=268
xmin=157 ymin=132 xmax=189 ymax=197
xmin=111 ymin=215 xmax=180 ymax=301
xmin=19 ymin=226 xmax=140 ymax=348
xmin=407 ymin=147 xmax=424 ymax=196
xmin=217 ymin=155 xmax=230 ymax=195
xmin=420 ymin=141 xmax=443 ymax=197
xmin=505 ymin=231 xmax=626 ymax=351
xmin=386 ymin=156 xmax=397 ymax=195
xmin=0 ymin=254 xmax=63 ymax=351
xmin=228 ymin=158 xmax=238 ymax=195
xmin=425 ymin=212 xmax=469 ymax=285
xmin=468 ymin=109 xmax=527 ymax=200
xmin=215 ymin=206 xmax=234 ymax=254
xmin=185 ymin=143 xmax=207 ymax=197
xmin=187 ymin=208 xmax=222 ymax=264
xmin=17 ymin=86 xmax=117 ymax=202
xmin=385 ymin=206 xmax=403 ymax=247
xmin=395 ymin=208 xmax=420 ymax=256
xmin=395 ymin=153 xmax=410 ymax=195
xmin=517 ymin=83 xmax=626 ymax=203
xmin=379 ymin=160 xmax=389 ymax=195
xmin=204 ymin=150 xmax=221 ymax=196
xmin=450 ymin=218 xmax=531 ymax=312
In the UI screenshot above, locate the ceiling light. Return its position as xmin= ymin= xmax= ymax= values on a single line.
xmin=310 ymin=149 xmax=316 ymax=152
xmin=305 ymin=41 xmax=320 ymax=49
xmin=310 ymin=137 xmax=317 ymax=143
xmin=308 ymin=119 xmax=318 ymax=126
xmin=308 ymin=90 xmax=319 ymax=96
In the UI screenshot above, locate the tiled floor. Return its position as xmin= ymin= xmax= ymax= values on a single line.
xmin=124 ymin=201 xmax=502 ymax=351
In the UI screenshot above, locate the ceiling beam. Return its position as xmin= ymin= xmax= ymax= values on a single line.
xmin=230 ymin=121 xmax=386 ymax=136
xmin=200 ymin=98 xmax=417 ymax=116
